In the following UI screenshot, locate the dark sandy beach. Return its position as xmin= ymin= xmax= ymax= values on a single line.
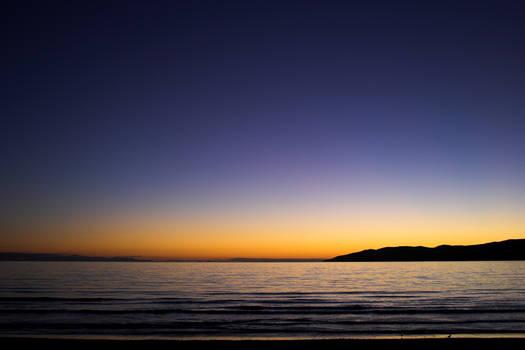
xmin=2 ymin=337 xmax=525 ymax=350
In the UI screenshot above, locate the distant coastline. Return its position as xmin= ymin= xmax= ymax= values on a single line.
xmin=0 ymin=253 xmax=146 ymax=262
xmin=326 ymin=239 xmax=525 ymax=262
xmin=2 ymin=239 xmax=524 ymax=262
xmin=0 ymin=253 xmax=322 ymax=263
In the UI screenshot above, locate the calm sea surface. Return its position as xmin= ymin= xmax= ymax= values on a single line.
xmin=0 ymin=261 xmax=524 ymax=339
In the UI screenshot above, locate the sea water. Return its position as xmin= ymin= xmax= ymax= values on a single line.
xmin=0 ymin=261 xmax=524 ymax=339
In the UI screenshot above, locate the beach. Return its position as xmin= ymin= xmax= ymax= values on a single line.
xmin=2 ymin=337 xmax=525 ymax=350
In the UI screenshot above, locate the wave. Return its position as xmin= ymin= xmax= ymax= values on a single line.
xmin=1 ymin=322 xmax=524 ymax=336
xmin=2 ymin=306 xmax=525 ymax=315
xmin=206 ymin=290 xmax=443 ymax=296
xmin=0 ymin=297 xmax=128 ymax=302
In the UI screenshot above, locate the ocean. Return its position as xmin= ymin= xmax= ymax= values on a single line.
xmin=0 ymin=261 xmax=524 ymax=339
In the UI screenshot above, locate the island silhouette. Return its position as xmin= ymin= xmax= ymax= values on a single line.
xmin=326 ymin=239 xmax=525 ymax=262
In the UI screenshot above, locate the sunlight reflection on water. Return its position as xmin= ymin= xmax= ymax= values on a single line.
xmin=1 ymin=261 xmax=524 ymax=339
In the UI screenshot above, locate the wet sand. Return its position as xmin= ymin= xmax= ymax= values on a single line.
xmin=2 ymin=337 xmax=525 ymax=350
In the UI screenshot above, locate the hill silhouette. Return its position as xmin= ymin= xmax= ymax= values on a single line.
xmin=326 ymin=239 xmax=525 ymax=262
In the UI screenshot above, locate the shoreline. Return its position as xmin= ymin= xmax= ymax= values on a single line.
xmin=2 ymin=333 xmax=525 ymax=340
xmin=2 ymin=337 xmax=525 ymax=349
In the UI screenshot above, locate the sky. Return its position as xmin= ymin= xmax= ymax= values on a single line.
xmin=1 ymin=0 xmax=524 ymax=259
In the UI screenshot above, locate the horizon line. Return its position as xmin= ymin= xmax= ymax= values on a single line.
xmin=1 ymin=238 xmax=523 ymax=262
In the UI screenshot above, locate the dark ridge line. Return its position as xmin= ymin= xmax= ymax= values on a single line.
xmin=326 ymin=239 xmax=525 ymax=262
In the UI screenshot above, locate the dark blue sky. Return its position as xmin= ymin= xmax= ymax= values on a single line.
xmin=2 ymin=1 xmax=525 ymax=253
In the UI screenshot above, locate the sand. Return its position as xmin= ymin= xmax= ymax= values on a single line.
xmin=2 ymin=337 xmax=525 ymax=350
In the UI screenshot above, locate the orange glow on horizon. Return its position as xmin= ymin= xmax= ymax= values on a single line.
xmin=2 ymin=185 xmax=524 ymax=260
xmin=2 ymin=205 xmax=523 ymax=260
